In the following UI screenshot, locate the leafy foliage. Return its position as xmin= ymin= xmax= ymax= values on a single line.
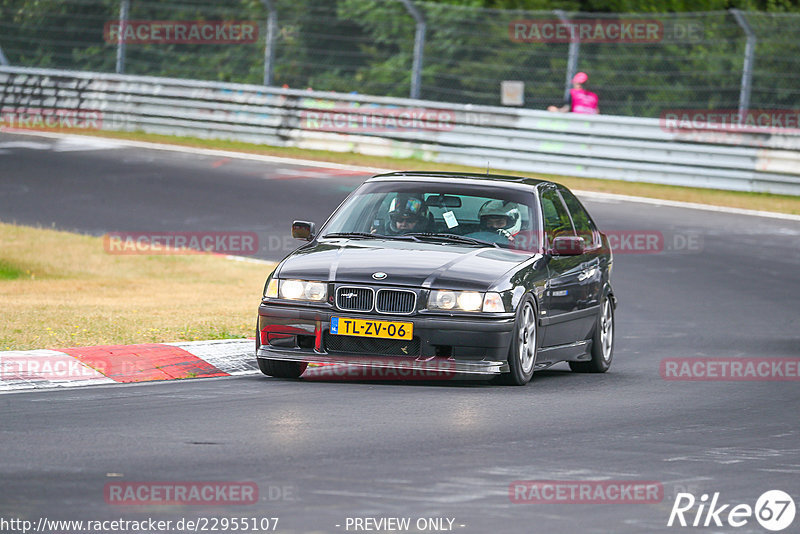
xmin=1 ymin=0 xmax=798 ymax=116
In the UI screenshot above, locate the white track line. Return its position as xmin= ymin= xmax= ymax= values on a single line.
xmin=5 ymin=130 xmax=386 ymax=173
xmin=5 ymin=130 xmax=799 ymax=221
xmin=573 ymin=190 xmax=800 ymax=222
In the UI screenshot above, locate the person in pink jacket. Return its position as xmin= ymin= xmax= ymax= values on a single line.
xmin=548 ymin=72 xmax=599 ymax=114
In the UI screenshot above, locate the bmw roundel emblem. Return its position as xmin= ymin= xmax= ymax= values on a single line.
xmin=372 ymin=272 xmax=387 ymax=280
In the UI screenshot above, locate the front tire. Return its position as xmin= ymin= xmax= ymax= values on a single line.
xmin=569 ymin=295 xmax=614 ymax=373
xmin=498 ymin=296 xmax=538 ymax=386
xmin=255 ymin=322 xmax=308 ymax=378
xmin=257 ymin=357 xmax=308 ymax=379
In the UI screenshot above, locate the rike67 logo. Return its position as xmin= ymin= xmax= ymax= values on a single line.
xmin=668 ymin=490 xmax=796 ymax=531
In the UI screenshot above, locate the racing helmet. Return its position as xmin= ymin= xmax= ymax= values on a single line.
xmin=388 ymin=194 xmax=428 ymax=232
xmin=478 ymin=199 xmax=522 ymax=235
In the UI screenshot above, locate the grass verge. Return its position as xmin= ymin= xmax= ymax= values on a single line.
xmin=71 ymin=128 xmax=800 ymax=216
xmin=0 ymin=222 xmax=274 ymax=351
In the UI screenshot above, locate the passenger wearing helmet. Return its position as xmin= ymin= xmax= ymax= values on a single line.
xmin=476 ymin=200 xmax=522 ymax=242
xmin=386 ymin=193 xmax=430 ymax=234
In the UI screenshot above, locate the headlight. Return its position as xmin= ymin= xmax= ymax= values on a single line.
xmin=457 ymin=291 xmax=483 ymax=311
xmin=272 ymin=279 xmax=328 ymax=302
xmin=429 ymin=290 xmax=500 ymax=312
xmin=281 ymin=280 xmax=304 ymax=299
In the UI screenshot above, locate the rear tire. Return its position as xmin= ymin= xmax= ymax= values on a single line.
xmin=497 ymin=296 xmax=538 ymax=386
xmin=569 ymin=295 xmax=614 ymax=373
xmin=255 ymin=321 xmax=308 ymax=378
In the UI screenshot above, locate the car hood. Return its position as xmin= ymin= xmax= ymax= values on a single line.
xmin=276 ymin=238 xmax=530 ymax=291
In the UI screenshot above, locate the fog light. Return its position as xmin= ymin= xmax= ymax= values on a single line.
xmin=304 ymin=282 xmax=326 ymax=301
xmin=434 ymin=290 xmax=457 ymax=310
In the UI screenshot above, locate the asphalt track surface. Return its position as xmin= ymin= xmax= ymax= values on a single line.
xmin=2 ymin=132 xmax=800 ymax=533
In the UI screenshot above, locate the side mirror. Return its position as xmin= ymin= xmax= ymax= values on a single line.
xmin=550 ymin=236 xmax=585 ymax=256
xmin=291 ymin=220 xmax=316 ymax=241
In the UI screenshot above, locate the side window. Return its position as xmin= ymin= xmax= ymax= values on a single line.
xmin=540 ymin=187 xmax=575 ymax=244
xmin=559 ymin=187 xmax=598 ymax=248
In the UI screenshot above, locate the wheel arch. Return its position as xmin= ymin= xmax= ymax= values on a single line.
xmin=602 ymin=282 xmax=617 ymax=309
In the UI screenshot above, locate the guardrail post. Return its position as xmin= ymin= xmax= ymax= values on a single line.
xmin=115 ymin=0 xmax=130 ymax=74
xmin=0 ymin=45 xmax=9 ymax=66
xmin=554 ymin=10 xmax=580 ymax=102
xmin=399 ymin=0 xmax=426 ymax=99
xmin=730 ymin=9 xmax=755 ymax=125
xmin=262 ymin=0 xmax=277 ymax=86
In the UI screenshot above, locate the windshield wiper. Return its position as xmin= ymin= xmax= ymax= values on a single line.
xmin=405 ymin=233 xmax=500 ymax=248
xmin=322 ymin=232 xmax=419 ymax=241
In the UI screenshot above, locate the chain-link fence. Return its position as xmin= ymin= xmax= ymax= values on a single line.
xmin=1 ymin=0 xmax=799 ymax=118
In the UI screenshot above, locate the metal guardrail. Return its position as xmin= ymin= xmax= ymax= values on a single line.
xmin=2 ymin=66 xmax=799 ymax=195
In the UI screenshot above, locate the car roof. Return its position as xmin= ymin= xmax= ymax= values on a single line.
xmin=368 ymin=171 xmax=553 ymax=191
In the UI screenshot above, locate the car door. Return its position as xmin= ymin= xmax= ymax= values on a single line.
xmin=558 ymin=186 xmax=604 ymax=340
xmin=539 ymin=185 xmax=584 ymax=347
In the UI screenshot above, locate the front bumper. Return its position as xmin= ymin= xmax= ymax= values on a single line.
xmin=257 ymin=303 xmax=515 ymax=376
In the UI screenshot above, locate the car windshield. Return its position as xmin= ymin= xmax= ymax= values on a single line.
xmin=321 ymin=180 xmax=540 ymax=252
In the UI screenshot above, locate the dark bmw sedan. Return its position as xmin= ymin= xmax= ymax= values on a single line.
xmin=256 ymin=172 xmax=616 ymax=385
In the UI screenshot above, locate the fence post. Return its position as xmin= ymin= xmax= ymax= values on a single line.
xmin=262 ymin=0 xmax=277 ymax=86
xmin=399 ymin=0 xmax=426 ymax=99
xmin=115 ymin=0 xmax=130 ymax=74
xmin=730 ymin=9 xmax=755 ymax=125
xmin=0 ymin=45 xmax=9 ymax=66
xmin=554 ymin=10 xmax=579 ymax=102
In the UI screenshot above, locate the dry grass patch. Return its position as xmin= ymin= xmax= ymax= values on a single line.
xmin=0 ymin=222 xmax=274 ymax=350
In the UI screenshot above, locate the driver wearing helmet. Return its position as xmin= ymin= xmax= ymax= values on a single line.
xmin=477 ymin=199 xmax=522 ymax=242
xmin=386 ymin=193 xmax=430 ymax=234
